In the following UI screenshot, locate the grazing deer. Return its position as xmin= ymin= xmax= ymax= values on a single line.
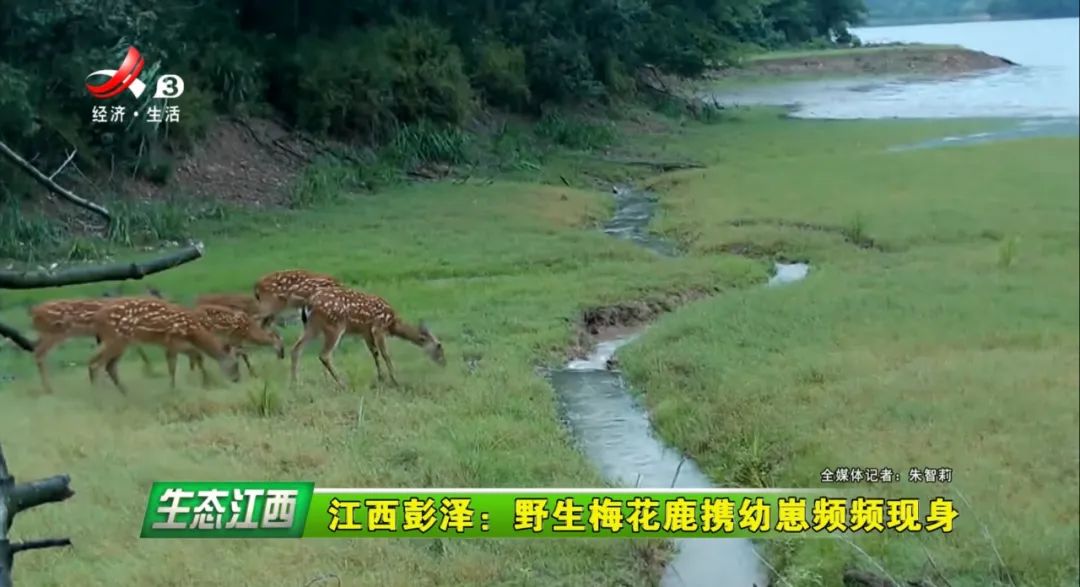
xmin=253 ymin=269 xmax=341 ymax=329
xmin=88 ymin=297 xmax=240 ymax=394
xmin=194 ymin=293 xmax=261 ymax=318
xmin=29 ymin=296 xmax=159 ymax=394
xmin=191 ymin=303 xmax=285 ymax=377
xmin=290 ymin=285 xmax=445 ymax=388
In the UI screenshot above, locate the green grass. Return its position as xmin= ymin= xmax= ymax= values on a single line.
xmin=1 ymin=107 xmax=1076 ymax=586
xmin=0 ymin=172 xmax=762 ymax=585
xmin=613 ymin=116 xmax=1080 ymax=585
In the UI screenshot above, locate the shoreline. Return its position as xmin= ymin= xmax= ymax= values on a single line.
xmin=708 ymin=43 xmax=1016 ymax=81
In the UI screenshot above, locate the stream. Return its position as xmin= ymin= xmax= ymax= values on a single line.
xmin=546 ymin=185 xmax=809 ymax=587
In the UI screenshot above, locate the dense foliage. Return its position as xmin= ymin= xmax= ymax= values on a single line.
xmin=0 ymin=0 xmax=865 ymax=192
xmin=864 ymin=0 xmax=1078 ymax=23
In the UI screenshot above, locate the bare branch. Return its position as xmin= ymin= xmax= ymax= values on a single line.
xmin=0 ymin=140 xmax=110 ymax=222
xmin=9 ymin=539 xmax=71 ymax=555
xmin=0 ymin=243 xmax=203 ymax=290
xmin=0 ymin=323 xmax=35 ymax=352
xmin=47 ymin=150 xmax=77 ymax=181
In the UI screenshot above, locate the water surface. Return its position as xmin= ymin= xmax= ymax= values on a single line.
xmin=547 ymin=188 xmax=810 ymax=587
xmin=708 ymin=18 xmax=1080 ymax=135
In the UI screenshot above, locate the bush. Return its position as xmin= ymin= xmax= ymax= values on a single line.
xmin=525 ymin=35 xmax=605 ymax=104
xmin=292 ymin=20 xmax=473 ymax=142
xmin=470 ymin=40 xmax=531 ymax=111
xmin=0 ymin=62 xmax=37 ymax=139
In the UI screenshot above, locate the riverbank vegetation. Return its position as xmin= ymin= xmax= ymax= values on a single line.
xmin=0 ymin=0 xmax=869 ymax=263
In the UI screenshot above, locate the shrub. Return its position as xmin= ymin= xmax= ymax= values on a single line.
xmin=470 ymin=40 xmax=531 ymax=111
xmin=292 ymin=20 xmax=473 ymax=142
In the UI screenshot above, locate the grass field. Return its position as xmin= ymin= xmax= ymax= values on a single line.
xmin=1 ymin=108 xmax=1076 ymax=586
xmin=617 ymin=116 xmax=1080 ymax=586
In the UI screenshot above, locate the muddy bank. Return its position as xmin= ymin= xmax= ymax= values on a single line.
xmin=710 ymin=45 xmax=1016 ymax=80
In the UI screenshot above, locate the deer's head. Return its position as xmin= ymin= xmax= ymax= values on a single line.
xmin=418 ymin=320 xmax=446 ymax=367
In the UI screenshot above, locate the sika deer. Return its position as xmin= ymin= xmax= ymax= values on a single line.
xmin=88 ymin=298 xmax=240 ymax=394
xmin=29 ymin=296 xmax=158 ymax=394
xmin=290 ymin=285 xmax=445 ymax=388
xmin=194 ymin=293 xmax=262 ymax=318
xmin=253 ymin=269 xmax=341 ymax=329
xmin=191 ymin=303 xmax=285 ymax=378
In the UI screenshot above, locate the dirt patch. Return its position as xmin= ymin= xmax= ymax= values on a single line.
xmin=124 ymin=118 xmax=318 ymax=208
xmin=711 ymin=46 xmax=1016 ymax=80
xmin=566 ymin=287 xmax=721 ymax=359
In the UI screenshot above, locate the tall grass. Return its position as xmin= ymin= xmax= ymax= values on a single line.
xmin=534 ymin=111 xmax=617 ymax=150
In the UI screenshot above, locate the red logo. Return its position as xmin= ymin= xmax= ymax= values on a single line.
xmin=85 ymin=46 xmax=147 ymax=99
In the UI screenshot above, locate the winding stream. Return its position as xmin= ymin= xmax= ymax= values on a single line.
xmin=546 ymin=185 xmax=809 ymax=587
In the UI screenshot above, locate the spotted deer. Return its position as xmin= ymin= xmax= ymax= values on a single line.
xmin=253 ymin=269 xmax=342 ymax=329
xmin=191 ymin=303 xmax=285 ymax=378
xmin=88 ymin=297 xmax=240 ymax=394
xmin=29 ymin=295 xmax=160 ymax=394
xmin=290 ymin=285 xmax=445 ymax=388
xmin=194 ymin=293 xmax=261 ymax=318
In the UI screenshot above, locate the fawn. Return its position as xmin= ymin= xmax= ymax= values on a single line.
xmin=88 ymin=297 xmax=240 ymax=394
xmin=194 ymin=293 xmax=261 ymax=318
xmin=29 ymin=294 xmax=161 ymax=394
xmin=253 ymin=269 xmax=341 ymax=329
xmin=290 ymin=285 xmax=445 ymax=388
xmin=191 ymin=303 xmax=285 ymax=378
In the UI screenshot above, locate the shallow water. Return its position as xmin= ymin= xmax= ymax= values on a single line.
xmin=551 ymin=336 xmax=769 ymax=587
xmin=603 ymin=186 xmax=681 ymax=257
xmin=548 ymin=188 xmax=810 ymax=587
xmin=706 ymin=18 xmax=1080 ymax=144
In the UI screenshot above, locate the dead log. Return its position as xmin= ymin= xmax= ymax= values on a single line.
xmin=0 ymin=244 xmax=204 ymax=352
xmin=0 ymin=140 xmax=110 ymax=223
xmin=0 ymin=442 xmax=75 ymax=587
xmin=0 ymin=243 xmax=203 ymax=290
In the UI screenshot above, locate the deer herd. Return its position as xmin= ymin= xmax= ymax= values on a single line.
xmin=26 ymin=269 xmax=445 ymax=395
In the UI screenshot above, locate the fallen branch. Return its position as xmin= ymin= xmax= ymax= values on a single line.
xmin=0 ymin=140 xmax=110 ymax=223
xmin=0 ymin=323 xmax=35 ymax=352
xmin=0 ymin=442 xmax=75 ymax=587
xmin=47 ymin=150 xmax=77 ymax=181
xmin=0 ymin=243 xmax=203 ymax=290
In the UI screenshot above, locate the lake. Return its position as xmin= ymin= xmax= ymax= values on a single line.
xmin=709 ymin=18 xmax=1080 ymax=125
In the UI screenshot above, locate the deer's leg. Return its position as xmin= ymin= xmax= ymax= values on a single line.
xmin=88 ymin=336 xmax=124 ymax=387
xmin=238 ymin=348 xmax=256 ymax=378
xmin=360 ymin=330 xmax=385 ymax=382
xmin=165 ymin=349 xmax=179 ymax=390
xmin=92 ymin=339 xmax=129 ymax=394
xmin=289 ymin=318 xmax=321 ymax=387
xmin=373 ymin=329 xmax=398 ymax=387
xmin=33 ymin=332 xmax=63 ymax=394
xmin=104 ymin=355 xmax=128 ymax=395
xmin=317 ymin=324 xmax=347 ymax=389
xmin=135 ymin=345 xmax=155 ymax=376
xmin=187 ymin=351 xmax=210 ymax=388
